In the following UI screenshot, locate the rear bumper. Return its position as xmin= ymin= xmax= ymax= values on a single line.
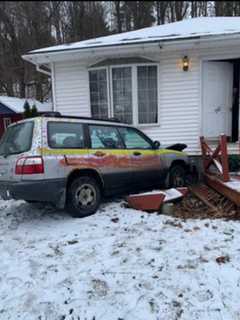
xmin=0 ymin=179 xmax=66 ymax=207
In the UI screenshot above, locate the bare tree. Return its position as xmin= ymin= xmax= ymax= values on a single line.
xmin=112 ymin=1 xmax=123 ymax=32
xmin=64 ymin=1 xmax=109 ymax=42
xmin=1 ymin=1 xmax=240 ymax=101
xmin=155 ymin=1 xmax=170 ymax=24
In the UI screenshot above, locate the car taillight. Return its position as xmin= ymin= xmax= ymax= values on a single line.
xmin=15 ymin=157 xmax=44 ymax=175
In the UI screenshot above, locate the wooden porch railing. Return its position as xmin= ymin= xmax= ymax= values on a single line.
xmin=200 ymin=134 xmax=230 ymax=182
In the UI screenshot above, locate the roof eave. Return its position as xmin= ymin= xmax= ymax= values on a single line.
xmin=22 ymin=33 xmax=240 ymax=65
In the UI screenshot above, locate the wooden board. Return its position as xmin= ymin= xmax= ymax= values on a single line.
xmin=204 ymin=173 xmax=240 ymax=207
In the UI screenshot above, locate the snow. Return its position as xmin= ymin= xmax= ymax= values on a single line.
xmin=1 ymin=198 xmax=240 ymax=319
xmin=28 ymin=17 xmax=240 ymax=55
xmin=131 ymin=188 xmax=183 ymax=202
xmin=0 ymin=96 xmax=52 ymax=114
xmin=225 ymin=179 xmax=240 ymax=192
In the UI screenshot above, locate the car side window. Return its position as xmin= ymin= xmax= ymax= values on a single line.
xmin=48 ymin=122 xmax=84 ymax=149
xmin=119 ymin=127 xmax=152 ymax=149
xmin=89 ymin=125 xmax=124 ymax=149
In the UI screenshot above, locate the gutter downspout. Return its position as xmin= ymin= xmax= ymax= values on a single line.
xmin=36 ymin=63 xmax=54 ymax=112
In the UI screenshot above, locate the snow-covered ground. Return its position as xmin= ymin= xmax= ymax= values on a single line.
xmin=0 ymin=199 xmax=240 ymax=320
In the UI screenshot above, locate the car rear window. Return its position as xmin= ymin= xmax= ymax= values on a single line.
xmin=0 ymin=121 xmax=34 ymax=156
xmin=48 ymin=122 xmax=85 ymax=149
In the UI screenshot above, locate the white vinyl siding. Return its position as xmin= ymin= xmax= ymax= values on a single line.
xmin=145 ymin=53 xmax=200 ymax=155
xmin=54 ymin=61 xmax=90 ymax=117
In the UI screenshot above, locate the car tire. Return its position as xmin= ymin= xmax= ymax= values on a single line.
xmin=66 ymin=176 xmax=101 ymax=218
xmin=168 ymin=164 xmax=186 ymax=188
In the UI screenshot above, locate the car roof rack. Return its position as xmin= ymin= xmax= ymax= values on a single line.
xmin=41 ymin=112 xmax=123 ymax=123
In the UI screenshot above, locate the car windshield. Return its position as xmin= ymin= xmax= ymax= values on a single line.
xmin=0 ymin=121 xmax=33 ymax=156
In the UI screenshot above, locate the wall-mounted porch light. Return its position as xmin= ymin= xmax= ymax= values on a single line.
xmin=182 ymin=56 xmax=189 ymax=71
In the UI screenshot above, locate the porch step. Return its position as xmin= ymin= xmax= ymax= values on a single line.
xmin=189 ymin=185 xmax=220 ymax=213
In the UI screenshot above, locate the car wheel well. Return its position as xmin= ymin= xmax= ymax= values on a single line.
xmin=67 ymin=169 xmax=104 ymax=193
xmin=167 ymin=160 xmax=187 ymax=188
xmin=170 ymin=160 xmax=187 ymax=171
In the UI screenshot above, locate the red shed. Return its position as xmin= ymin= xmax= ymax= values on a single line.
xmin=0 ymin=114 xmax=24 ymax=138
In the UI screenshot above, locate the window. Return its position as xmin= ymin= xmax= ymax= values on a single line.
xmin=3 ymin=118 xmax=11 ymax=130
xmin=119 ymin=127 xmax=152 ymax=149
xmin=89 ymin=69 xmax=108 ymax=119
xmin=112 ymin=67 xmax=132 ymax=124
xmin=89 ymin=64 xmax=159 ymax=125
xmin=48 ymin=122 xmax=84 ymax=149
xmin=89 ymin=125 xmax=124 ymax=149
xmin=0 ymin=122 xmax=33 ymax=156
xmin=137 ymin=66 xmax=158 ymax=124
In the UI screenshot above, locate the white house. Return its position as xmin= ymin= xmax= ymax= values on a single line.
xmin=23 ymin=17 xmax=240 ymax=156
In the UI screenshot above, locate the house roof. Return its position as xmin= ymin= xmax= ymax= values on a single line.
xmin=0 ymin=96 xmax=52 ymax=114
xmin=25 ymin=17 xmax=240 ymax=57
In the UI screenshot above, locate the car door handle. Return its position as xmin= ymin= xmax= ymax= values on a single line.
xmin=133 ymin=151 xmax=142 ymax=156
xmin=94 ymin=151 xmax=106 ymax=157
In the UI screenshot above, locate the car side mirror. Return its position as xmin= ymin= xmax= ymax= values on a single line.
xmin=153 ymin=140 xmax=161 ymax=149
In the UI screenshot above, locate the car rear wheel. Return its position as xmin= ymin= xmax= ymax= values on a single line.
xmin=168 ymin=164 xmax=186 ymax=188
xmin=66 ymin=176 xmax=101 ymax=218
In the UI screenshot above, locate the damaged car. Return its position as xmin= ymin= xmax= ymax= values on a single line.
xmin=0 ymin=115 xmax=189 ymax=217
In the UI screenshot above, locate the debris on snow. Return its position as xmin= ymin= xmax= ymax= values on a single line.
xmin=0 ymin=198 xmax=240 ymax=319
xmin=216 ymin=255 xmax=231 ymax=265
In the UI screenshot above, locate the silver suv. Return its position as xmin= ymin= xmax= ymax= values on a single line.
xmin=0 ymin=115 xmax=189 ymax=217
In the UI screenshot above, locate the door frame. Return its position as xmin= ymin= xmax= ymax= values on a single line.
xmin=200 ymin=53 xmax=240 ymax=139
xmin=200 ymin=54 xmax=240 ymax=139
xmin=201 ymin=60 xmax=233 ymax=138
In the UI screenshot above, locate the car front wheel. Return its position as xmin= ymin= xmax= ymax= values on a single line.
xmin=66 ymin=176 xmax=101 ymax=218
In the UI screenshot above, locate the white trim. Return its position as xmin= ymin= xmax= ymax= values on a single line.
xmin=200 ymin=59 xmax=235 ymax=138
xmin=108 ymin=67 xmax=113 ymax=118
xmin=88 ymin=65 xmax=108 ymax=71
xmin=200 ymin=53 xmax=240 ymax=138
xmin=200 ymin=51 xmax=240 ymax=62
xmin=132 ymin=65 xmax=138 ymax=125
xmin=86 ymin=70 xmax=91 ymax=117
xmin=199 ymin=58 xmax=203 ymax=136
xmin=88 ymin=55 xmax=157 ymax=68
xmin=22 ymin=33 xmax=240 ymax=65
xmin=36 ymin=64 xmax=51 ymax=76
xmin=51 ymin=62 xmax=56 ymax=112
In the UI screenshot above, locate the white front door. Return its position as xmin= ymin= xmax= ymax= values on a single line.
xmin=202 ymin=61 xmax=233 ymax=137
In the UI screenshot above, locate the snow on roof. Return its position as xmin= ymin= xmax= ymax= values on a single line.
xmin=28 ymin=17 xmax=240 ymax=55
xmin=0 ymin=96 xmax=52 ymax=113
